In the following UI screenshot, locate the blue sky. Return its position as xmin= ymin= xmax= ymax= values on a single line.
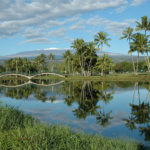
xmin=0 ymin=0 xmax=149 ymax=56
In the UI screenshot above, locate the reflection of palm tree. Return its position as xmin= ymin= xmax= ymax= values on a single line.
xmin=123 ymin=82 xmax=150 ymax=142
xmin=49 ymin=96 xmax=56 ymax=103
xmin=64 ymin=96 xmax=75 ymax=106
xmin=130 ymin=102 xmax=150 ymax=124
xmin=123 ymin=116 xmax=136 ymax=131
xmin=139 ymin=125 xmax=150 ymax=141
xmin=73 ymin=108 xmax=88 ymax=119
xmin=70 ymin=81 xmax=100 ymax=119
xmin=96 ymin=82 xmax=114 ymax=127
xmin=96 ymin=111 xmax=113 ymax=127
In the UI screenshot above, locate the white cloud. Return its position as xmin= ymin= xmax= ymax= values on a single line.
xmin=131 ymin=0 xmax=146 ymax=6
xmin=70 ymin=21 xmax=85 ymax=30
xmin=23 ymin=28 xmax=44 ymax=39
xmin=87 ymin=16 xmax=136 ymax=36
xmin=0 ymin=0 xmax=127 ymax=39
xmin=48 ymin=28 xmax=67 ymax=38
xmin=23 ymin=38 xmax=56 ymax=44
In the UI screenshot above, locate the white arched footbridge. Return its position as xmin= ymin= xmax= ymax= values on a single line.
xmin=0 ymin=73 xmax=65 ymax=80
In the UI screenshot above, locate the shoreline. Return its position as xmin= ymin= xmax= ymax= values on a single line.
xmin=0 ymin=104 xmax=144 ymax=150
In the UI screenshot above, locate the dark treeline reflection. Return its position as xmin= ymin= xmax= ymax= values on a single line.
xmin=0 ymin=79 xmax=27 ymax=86
xmin=0 ymin=81 xmax=150 ymax=142
xmin=60 ymin=81 xmax=115 ymax=127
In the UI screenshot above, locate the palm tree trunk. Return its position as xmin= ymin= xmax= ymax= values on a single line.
xmin=143 ymin=53 xmax=149 ymax=72
xmin=68 ymin=61 xmax=70 ymax=74
xmin=131 ymin=52 xmax=136 ymax=74
xmin=101 ymin=64 xmax=104 ymax=76
xmin=136 ymin=52 xmax=139 ymax=73
xmin=146 ymin=52 xmax=150 ymax=72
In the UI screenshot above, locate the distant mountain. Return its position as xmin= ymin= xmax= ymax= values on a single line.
xmin=0 ymin=48 xmax=145 ymax=63
xmin=5 ymin=48 xmax=69 ymax=59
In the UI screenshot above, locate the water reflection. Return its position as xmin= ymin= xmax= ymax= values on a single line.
xmin=0 ymin=80 xmax=150 ymax=145
xmin=123 ymin=82 xmax=150 ymax=142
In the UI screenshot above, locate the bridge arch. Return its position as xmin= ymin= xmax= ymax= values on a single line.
xmin=0 ymin=73 xmax=31 ymax=79
xmin=0 ymin=73 xmax=65 ymax=80
xmin=0 ymin=80 xmax=65 ymax=88
xmin=30 ymin=73 xmax=65 ymax=79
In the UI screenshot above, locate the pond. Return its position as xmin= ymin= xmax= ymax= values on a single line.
xmin=0 ymin=79 xmax=150 ymax=147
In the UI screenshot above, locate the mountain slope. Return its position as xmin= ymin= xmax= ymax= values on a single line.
xmin=0 ymin=48 xmax=145 ymax=63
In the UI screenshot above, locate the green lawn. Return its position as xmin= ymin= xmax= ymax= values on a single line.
xmin=0 ymin=73 xmax=150 ymax=82
xmin=0 ymin=104 xmax=145 ymax=150
xmin=66 ymin=73 xmax=150 ymax=82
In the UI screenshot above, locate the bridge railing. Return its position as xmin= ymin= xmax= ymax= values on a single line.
xmin=0 ymin=72 xmax=65 ymax=79
xmin=0 ymin=71 xmax=65 ymax=76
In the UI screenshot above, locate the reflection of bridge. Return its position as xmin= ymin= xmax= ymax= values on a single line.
xmin=0 ymin=80 xmax=65 ymax=88
xmin=0 ymin=73 xmax=65 ymax=79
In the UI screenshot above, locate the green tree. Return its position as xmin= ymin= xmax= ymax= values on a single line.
xmin=95 ymin=55 xmax=114 ymax=76
xmin=71 ymin=39 xmax=97 ymax=76
xmin=63 ymin=50 xmax=72 ymax=74
xmin=94 ymin=31 xmax=111 ymax=76
xmin=130 ymin=33 xmax=150 ymax=72
xmin=120 ymin=27 xmax=136 ymax=74
xmin=0 ymin=65 xmax=5 ymax=73
xmin=136 ymin=16 xmax=150 ymax=35
xmin=34 ymin=54 xmax=47 ymax=73
xmin=136 ymin=16 xmax=150 ymax=72
xmin=94 ymin=31 xmax=111 ymax=50
xmin=48 ymin=53 xmax=55 ymax=72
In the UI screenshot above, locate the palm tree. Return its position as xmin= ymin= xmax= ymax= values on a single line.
xmin=120 ymin=27 xmax=136 ymax=74
xmin=94 ymin=31 xmax=111 ymax=51
xmin=86 ymin=42 xmax=97 ymax=76
xmin=34 ymin=54 xmax=46 ymax=73
xmin=94 ymin=31 xmax=111 ymax=76
xmin=48 ymin=53 xmax=54 ymax=72
xmin=136 ymin=16 xmax=150 ymax=35
xmin=63 ymin=50 xmax=72 ymax=74
xmin=130 ymin=33 xmax=150 ymax=72
xmin=96 ymin=54 xmax=113 ymax=76
xmin=71 ymin=39 xmax=86 ymax=76
xmin=136 ymin=16 xmax=150 ymax=72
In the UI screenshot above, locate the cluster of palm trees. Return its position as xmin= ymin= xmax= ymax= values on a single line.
xmin=63 ymin=31 xmax=113 ymax=76
xmin=120 ymin=16 xmax=150 ymax=74
xmin=2 ymin=16 xmax=149 ymax=76
xmin=3 ymin=53 xmax=55 ymax=74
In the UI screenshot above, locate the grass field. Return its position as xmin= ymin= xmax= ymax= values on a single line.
xmin=0 ymin=73 xmax=150 ymax=82
xmin=66 ymin=73 xmax=150 ymax=82
xmin=0 ymin=104 xmax=145 ymax=150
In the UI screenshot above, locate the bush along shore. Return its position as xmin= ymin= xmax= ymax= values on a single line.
xmin=0 ymin=104 xmax=145 ymax=150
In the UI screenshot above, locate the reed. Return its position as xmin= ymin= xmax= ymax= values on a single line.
xmin=0 ymin=104 xmax=144 ymax=150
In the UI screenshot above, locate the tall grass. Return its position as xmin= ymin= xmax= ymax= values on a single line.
xmin=0 ymin=104 xmax=144 ymax=150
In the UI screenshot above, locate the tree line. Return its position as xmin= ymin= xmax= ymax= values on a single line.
xmin=0 ymin=53 xmax=56 ymax=75
xmin=120 ymin=16 xmax=150 ymax=74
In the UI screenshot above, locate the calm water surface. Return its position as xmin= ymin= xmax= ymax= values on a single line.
xmin=0 ymin=79 xmax=150 ymax=146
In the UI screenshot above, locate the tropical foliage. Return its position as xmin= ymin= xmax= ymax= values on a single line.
xmin=121 ymin=16 xmax=150 ymax=73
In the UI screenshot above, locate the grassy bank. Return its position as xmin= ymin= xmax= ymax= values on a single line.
xmin=0 ymin=73 xmax=150 ymax=82
xmin=66 ymin=73 xmax=150 ymax=82
xmin=0 ymin=104 xmax=144 ymax=150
